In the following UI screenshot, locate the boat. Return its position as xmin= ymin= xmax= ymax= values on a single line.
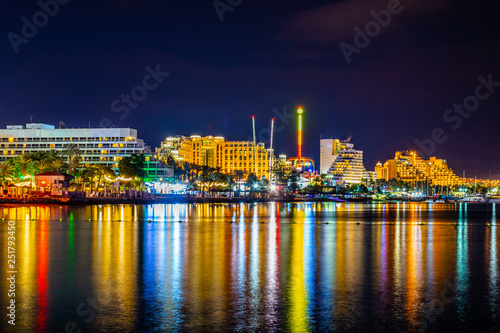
xmin=460 ymin=195 xmax=487 ymax=203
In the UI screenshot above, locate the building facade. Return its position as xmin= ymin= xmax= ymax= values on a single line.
xmin=327 ymin=149 xmax=376 ymax=185
xmin=0 ymin=123 xmax=146 ymax=167
xmin=159 ymin=135 xmax=270 ymax=179
xmin=156 ymin=135 xmax=187 ymax=161
xmin=144 ymin=156 xmax=174 ymax=180
xmin=321 ymin=138 xmax=375 ymax=184
xmin=375 ymin=151 xmax=462 ymax=186
xmin=320 ymin=139 xmax=354 ymax=174
xmin=0 ymin=123 xmax=170 ymax=181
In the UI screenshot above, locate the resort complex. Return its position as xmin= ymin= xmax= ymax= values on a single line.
xmin=375 ymin=151 xmax=463 ymax=186
xmin=320 ymin=138 xmax=377 ymax=185
xmin=0 ymin=116 xmax=498 ymax=202
xmin=156 ymin=135 xmax=270 ymax=179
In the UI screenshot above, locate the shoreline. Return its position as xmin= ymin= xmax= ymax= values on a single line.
xmin=1 ymin=196 xmax=496 ymax=206
xmin=0 ymin=196 xmax=365 ymax=206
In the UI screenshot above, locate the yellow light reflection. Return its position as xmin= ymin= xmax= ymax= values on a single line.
xmin=286 ymin=221 xmax=311 ymax=332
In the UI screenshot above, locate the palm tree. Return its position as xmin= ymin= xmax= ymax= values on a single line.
xmin=318 ymin=174 xmax=327 ymax=194
xmin=35 ymin=160 xmax=50 ymax=174
xmin=207 ymin=172 xmax=218 ymax=196
xmin=82 ymin=166 xmax=96 ymax=193
xmin=65 ymin=144 xmax=80 ymax=165
xmin=182 ymin=162 xmax=193 ymax=182
xmin=69 ymin=156 xmax=81 ymax=178
xmin=174 ymin=161 xmax=183 ymax=181
xmin=192 ymin=164 xmax=201 ymax=179
xmin=226 ymin=173 xmax=234 ymax=197
xmin=246 ymin=173 xmax=258 ymax=196
xmin=93 ymin=165 xmax=114 ymax=193
xmin=272 ymin=162 xmax=290 ymax=183
xmin=51 ymin=159 xmax=66 ymax=172
xmin=0 ymin=162 xmax=14 ymax=185
xmin=166 ymin=155 xmax=176 ymax=166
xmin=46 ymin=150 xmax=60 ymax=162
xmin=234 ymin=170 xmax=246 ymax=197
xmin=289 ymin=171 xmax=299 ymax=194
xmin=14 ymin=154 xmax=32 ymax=177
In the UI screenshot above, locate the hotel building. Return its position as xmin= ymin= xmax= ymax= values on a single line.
xmin=0 ymin=123 xmax=172 ymax=180
xmin=157 ymin=135 xmax=270 ymax=179
xmin=321 ymin=138 xmax=376 ymax=185
xmin=375 ymin=151 xmax=462 ymax=186
xmin=320 ymin=139 xmax=354 ymax=174
xmin=156 ymin=135 xmax=187 ymax=161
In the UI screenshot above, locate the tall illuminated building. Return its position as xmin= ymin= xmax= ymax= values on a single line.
xmin=320 ymin=139 xmax=354 ymax=174
xmin=158 ymin=135 xmax=270 ymax=179
xmin=326 ymin=148 xmax=376 ymax=185
xmin=320 ymin=138 xmax=376 ymax=184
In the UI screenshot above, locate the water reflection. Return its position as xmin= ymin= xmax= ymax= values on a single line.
xmin=489 ymin=204 xmax=498 ymax=331
xmin=36 ymin=217 xmax=48 ymax=332
xmin=455 ymin=203 xmax=470 ymax=327
xmin=286 ymin=222 xmax=310 ymax=332
xmin=0 ymin=203 xmax=499 ymax=332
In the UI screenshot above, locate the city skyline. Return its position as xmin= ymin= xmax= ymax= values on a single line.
xmin=2 ymin=2 xmax=500 ymax=332
xmin=2 ymin=118 xmax=499 ymax=182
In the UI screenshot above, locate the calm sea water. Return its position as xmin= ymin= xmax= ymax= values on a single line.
xmin=0 ymin=202 xmax=498 ymax=332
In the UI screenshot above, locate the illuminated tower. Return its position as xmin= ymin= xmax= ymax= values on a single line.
xmin=297 ymin=106 xmax=303 ymax=164
xmin=252 ymin=116 xmax=257 ymax=174
xmin=286 ymin=105 xmax=315 ymax=172
xmin=269 ymin=118 xmax=275 ymax=179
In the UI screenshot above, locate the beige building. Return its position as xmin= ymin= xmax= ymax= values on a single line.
xmin=156 ymin=135 xmax=186 ymax=161
xmin=159 ymin=135 xmax=270 ymax=179
xmin=375 ymin=151 xmax=462 ymax=186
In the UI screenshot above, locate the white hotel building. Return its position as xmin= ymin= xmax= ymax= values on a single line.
xmin=320 ymin=138 xmax=377 ymax=185
xmin=0 ymin=123 xmax=172 ymax=179
xmin=0 ymin=123 xmax=145 ymax=167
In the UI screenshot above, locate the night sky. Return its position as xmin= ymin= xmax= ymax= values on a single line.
xmin=2 ymin=0 xmax=500 ymax=178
